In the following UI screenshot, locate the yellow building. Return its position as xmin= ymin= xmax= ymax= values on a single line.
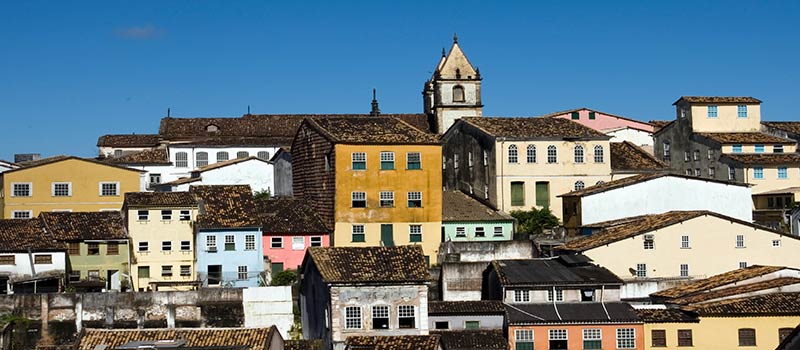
xmin=638 ymin=266 xmax=800 ymax=349
xmin=292 ymin=116 xmax=443 ymax=264
xmin=0 ymin=156 xmax=144 ymax=218
xmin=123 ymin=192 xmax=199 ymax=291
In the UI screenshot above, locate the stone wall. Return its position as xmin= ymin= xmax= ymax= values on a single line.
xmin=0 ymin=287 xmax=293 ymax=348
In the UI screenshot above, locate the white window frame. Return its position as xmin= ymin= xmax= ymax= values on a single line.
xmin=773 ymin=239 xmax=781 ymax=247
xmin=407 ymin=191 xmax=422 ymax=207
xmin=574 ymin=145 xmax=585 ymax=163
xmin=162 ymin=241 xmax=172 ymax=251
xmin=508 ymin=144 xmax=518 ymax=163
xmin=574 ymin=181 xmax=585 ymax=191
xmin=736 ymin=234 xmax=745 ymax=248
xmin=407 ymin=152 xmax=421 ymax=169
xmin=237 ymin=265 xmax=248 ymax=280
xmin=397 ymin=305 xmax=416 ymax=329
xmin=179 ymin=210 xmax=191 ymax=221
xmin=180 ymin=240 xmax=191 ymax=251
xmin=161 ymin=210 xmax=172 ymax=221
xmin=245 ymin=234 xmax=256 ymax=250
xmin=379 ymin=151 xmax=395 ymax=170
xmin=175 ymin=152 xmax=189 ymax=168
xmin=270 ymin=236 xmax=283 ymax=249
xmin=455 ymin=227 xmax=466 ymax=237
xmin=195 ymin=151 xmax=209 ymax=167
xmin=616 ymin=328 xmax=636 ymax=349
xmin=292 ymin=236 xmax=305 ymax=250
xmin=707 ymin=105 xmax=718 ymax=118
xmin=409 ymin=225 xmax=422 ymax=242
xmin=593 ymin=145 xmax=604 ymax=163
xmin=51 ymin=182 xmax=72 ymax=197
xmin=216 ymin=151 xmax=229 ymax=162
xmin=224 ymin=234 xmax=236 ymax=251
xmin=137 ymin=210 xmax=149 ymax=221
xmin=138 ymin=241 xmax=149 ymax=252
xmin=11 ymin=210 xmax=33 ymax=219
xmin=99 ymin=182 xmax=120 ymax=196
xmin=351 ymin=191 xmax=366 ymax=207
xmin=737 ymin=105 xmax=748 ymax=118
xmin=351 ymin=152 xmax=365 ymax=169
xmin=310 ymin=236 xmax=323 ymax=247
xmin=636 ymin=263 xmax=647 ymax=277
xmin=474 ymin=227 xmax=485 ymax=237
xmin=526 ymin=145 xmax=536 ymax=163
xmin=345 ymin=306 xmax=362 ymax=329
xmin=379 ymin=191 xmax=394 ymax=207
xmin=180 ymin=265 xmax=191 ymax=276
xmin=739 ymin=261 xmax=748 ymax=269
xmin=206 ymin=235 xmax=217 ymax=252
xmin=583 ymin=328 xmax=602 ymax=348
xmin=493 ymin=226 xmax=503 ymax=237
xmin=680 ymin=263 xmax=689 ymax=277
xmin=352 ymin=225 xmax=365 ymax=242
xmin=11 ymin=182 xmax=32 ymax=197
xmin=515 ymin=329 xmax=534 ymax=347
xmin=549 ymin=329 xmax=568 ymax=341
xmin=514 ymin=289 xmax=530 ymax=302
xmin=681 ymin=235 xmax=690 ymax=249
xmin=547 ymin=145 xmax=557 ymax=164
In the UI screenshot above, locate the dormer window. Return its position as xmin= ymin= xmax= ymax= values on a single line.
xmin=206 ymin=124 xmax=219 ymax=132
xmin=452 ymin=86 xmax=465 ymax=102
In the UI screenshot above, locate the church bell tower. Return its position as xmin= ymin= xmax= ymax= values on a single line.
xmin=423 ymin=34 xmax=483 ymax=134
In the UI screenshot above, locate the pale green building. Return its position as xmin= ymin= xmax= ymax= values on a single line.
xmin=442 ymin=191 xmax=515 ymax=242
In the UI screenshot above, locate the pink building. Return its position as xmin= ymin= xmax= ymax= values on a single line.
xmin=258 ymin=198 xmax=331 ymax=274
xmin=544 ymin=108 xmax=655 ymax=148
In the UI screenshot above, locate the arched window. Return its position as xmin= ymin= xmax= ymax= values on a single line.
xmin=526 ymin=145 xmax=536 ymax=163
xmin=113 ymin=150 xmax=123 ymax=158
xmin=574 ymin=145 xmax=585 ymax=163
xmin=237 ymin=151 xmax=249 ymax=159
xmin=594 ymin=145 xmax=604 ymax=163
xmin=175 ymin=152 xmax=188 ymax=168
xmin=196 ymin=152 xmax=209 ymax=167
xmin=216 ymin=151 xmax=229 ymax=162
xmin=547 ymin=145 xmax=557 ymax=164
xmin=257 ymin=151 xmax=270 ymax=160
xmin=508 ymin=145 xmax=518 ymax=163
xmin=574 ymin=181 xmax=585 ymax=191
xmin=452 ymin=85 xmax=465 ymax=102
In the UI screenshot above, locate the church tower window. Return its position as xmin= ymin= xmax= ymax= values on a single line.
xmin=452 ymin=86 xmax=465 ymax=102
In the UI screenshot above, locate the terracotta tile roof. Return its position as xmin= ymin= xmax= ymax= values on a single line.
xmin=722 ymin=153 xmax=800 ymax=165
xmin=560 ymin=173 xmax=746 ymax=198
xmin=460 ymin=117 xmax=609 ymax=140
xmin=345 ymin=335 xmax=440 ymax=350
xmin=673 ymin=96 xmax=762 ymax=105
xmin=257 ymin=198 xmax=330 ymax=234
xmin=307 ymin=246 xmax=430 ymax=284
xmin=685 ymin=292 xmax=800 ymax=315
xmin=431 ymin=330 xmax=508 ymax=350
xmin=305 ymin=116 xmax=440 ymax=145
xmin=77 ymin=327 xmax=278 ymax=350
xmin=670 ymin=277 xmax=800 ymax=305
xmin=0 ymin=219 xmax=64 ymax=252
xmin=633 ymin=308 xmax=699 ymax=323
xmin=285 ymin=340 xmax=324 ymax=350
xmin=190 ymin=185 xmax=259 ymax=228
xmin=490 ymin=256 xmax=623 ymax=286
xmin=428 ymin=301 xmax=505 ymax=315
xmin=105 ymin=148 xmax=171 ymax=165
xmin=650 ymin=265 xmax=788 ymax=299
xmin=506 ymin=302 xmax=640 ymax=324
xmin=195 ymin=156 xmax=269 ymax=173
xmin=610 ymin=141 xmax=669 ymax=172
xmin=124 ymin=192 xmax=198 ymax=207
xmin=763 ymin=121 xmax=800 ymax=135
xmin=8 ymin=155 xmax=143 ymax=174
xmin=162 ymin=177 xmax=203 ymax=186
xmin=558 ymin=211 xmax=714 ymax=251
xmin=442 ymin=191 xmax=514 ymax=222
xmin=696 ymin=132 xmax=795 ymax=144
xmin=160 ymin=114 xmax=431 ymax=147
xmin=96 ymin=134 xmax=161 ymax=147
xmin=39 ymin=211 xmax=127 ymax=241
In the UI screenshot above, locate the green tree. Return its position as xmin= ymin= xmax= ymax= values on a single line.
xmin=253 ymin=189 xmax=271 ymax=201
xmin=510 ymin=207 xmax=560 ymax=237
xmin=271 ymin=269 xmax=298 ymax=286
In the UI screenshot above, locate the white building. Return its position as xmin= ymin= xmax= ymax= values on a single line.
xmin=0 ymin=219 xmax=67 ymax=294
xmin=560 ymin=173 xmax=752 ymax=232
xmin=0 ymin=159 xmax=18 ymax=173
xmin=157 ymin=157 xmax=274 ymax=194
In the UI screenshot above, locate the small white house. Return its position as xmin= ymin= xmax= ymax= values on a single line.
xmin=602 ymin=126 xmax=655 ymax=148
xmin=158 ymin=157 xmax=274 ymax=194
xmin=0 ymin=219 xmax=67 ymax=294
xmin=560 ymin=173 xmax=752 ymax=232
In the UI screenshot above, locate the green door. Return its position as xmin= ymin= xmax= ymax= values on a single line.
xmin=535 ymin=181 xmax=550 ymax=208
xmin=271 ymin=262 xmax=284 ymax=276
xmin=381 ymin=224 xmax=394 ymax=247
xmin=510 ymin=182 xmax=525 ymax=206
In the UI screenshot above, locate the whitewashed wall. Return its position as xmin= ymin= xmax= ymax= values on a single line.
xmin=581 ymin=175 xmax=753 ymax=225
xmin=243 ymin=286 xmax=294 ymax=339
xmin=0 ymin=252 xmax=67 ymax=279
xmin=170 ymin=159 xmax=273 ymax=194
xmin=168 ymin=145 xmax=280 ymax=177
xmin=604 ymin=127 xmax=654 ymax=147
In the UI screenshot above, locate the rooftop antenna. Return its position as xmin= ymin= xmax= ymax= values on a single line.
xmin=167 ymin=107 xmax=171 ymax=117
xmin=247 ymin=105 xmax=251 ymax=114
xmin=453 ymin=32 xmax=458 ymax=43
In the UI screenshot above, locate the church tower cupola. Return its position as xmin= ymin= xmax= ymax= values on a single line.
xmin=423 ymin=34 xmax=483 ymax=134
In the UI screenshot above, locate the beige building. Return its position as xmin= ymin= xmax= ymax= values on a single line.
xmin=557 ymin=211 xmax=800 ymax=299
xmin=123 ymin=192 xmax=199 ymax=291
xmin=442 ymin=117 xmax=614 ymax=220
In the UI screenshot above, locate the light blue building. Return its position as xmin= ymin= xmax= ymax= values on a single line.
xmin=442 ymin=191 xmax=515 ymax=242
xmin=191 ymin=185 xmax=266 ymax=288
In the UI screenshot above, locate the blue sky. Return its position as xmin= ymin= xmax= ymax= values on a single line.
xmin=1 ymin=1 xmax=799 ymax=160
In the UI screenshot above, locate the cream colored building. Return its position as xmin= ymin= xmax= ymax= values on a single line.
xmin=557 ymin=211 xmax=800 ymax=299
xmin=123 ymin=192 xmax=199 ymax=291
xmin=443 ymin=117 xmax=613 ymax=220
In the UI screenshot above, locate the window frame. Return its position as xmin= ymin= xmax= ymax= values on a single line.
xmin=224 ymin=234 xmax=236 ymax=251
xmin=310 ymin=236 xmax=323 ymax=247
xmin=245 ymin=234 xmax=256 ymax=251
xmin=87 ymin=242 xmax=100 ymax=255
xmin=574 ymin=145 xmax=585 ymax=163
xmin=161 ymin=209 xmax=172 ymax=221
xmin=372 ymin=305 xmax=390 ymax=330
xmin=11 ymin=210 xmax=33 ymax=219
xmin=292 ymin=236 xmax=305 ymax=250
xmin=736 ymin=234 xmax=745 ymax=248
xmin=175 ymin=151 xmax=189 ymax=168
xmin=677 ymin=329 xmax=693 ymax=347
xmin=352 ymin=152 xmax=367 ymax=170
xmin=651 ymin=329 xmax=666 ymax=347
xmin=583 ymin=328 xmax=602 ymax=350
xmin=379 ymin=191 xmax=394 ymax=208
xmin=216 ymin=151 xmax=229 ymax=162
xmin=508 ymin=144 xmax=518 ymax=164
xmin=397 ymin=305 xmax=416 ymax=329
xmin=737 ymin=105 xmax=748 ymax=118
xmin=138 ymin=241 xmax=149 ymax=252
xmin=616 ymin=328 xmax=636 ymax=349
xmin=345 ymin=306 xmax=362 ymax=329
xmin=99 ymin=182 xmax=120 ymax=197
xmin=11 ymin=182 xmax=32 ymax=197
xmin=407 ymin=191 xmax=422 ymax=208
xmin=352 ymin=225 xmax=365 ymax=242
xmin=409 ymin=225 xmax=422 ymax=243
xmin=514 ymin=289 xmax=530 ymax=302
xmin=162 ymin=240 xmax=172 ymax=252
xmin=753 ymin=166 xmax=764 ymax=179
xmin=738 ymin=328 xmax=756 ymax=347
xmin=51 ymin=182 xmax=72 ymax=197
xmin=237 ymin=265 xmax=248 ymax=280
xmin=593 ymin=145 xmax=604 ymax=163
xmin=195 ymin=152 xmax=209 ymax=167
xmin=351 ymin=191 xmax=367 ymax=208
xmin=270 ymin=236 xmax=283 ymax=249
xmin=636 ymin=263 xmax=647 ymax=277
xmin=680 ymin=264 xmax=689 ymax=277
xmin=406 ymin=152 xmax=421 ymax=170
xmin=547 ymin=145 xmax=557 ymax=164
xmin=180 ymin=240 xmax=191 ymax=251
xmin=707 ymin=105 xmax=718 ymax=118
xmin=379 ymin=151 xmax=395 ymax=170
